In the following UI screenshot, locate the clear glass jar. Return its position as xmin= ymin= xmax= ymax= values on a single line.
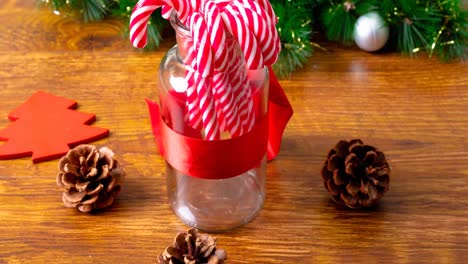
xmin=157 ymin=12 xmax=268 ymax=231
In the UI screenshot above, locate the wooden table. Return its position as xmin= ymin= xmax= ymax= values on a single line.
xmin=1 ymin=1 xmax=467 ymax=263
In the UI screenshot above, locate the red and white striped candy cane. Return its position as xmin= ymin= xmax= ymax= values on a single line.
xmin=160 ymin=0 xmax=191 ymax=22
xmin=161 ymin=0 xmax=201 ymax=22
xmin=129 ymin=0 xmax=164 ymax=48
xmin=189 ymin=13 xmax=220 ymax=140
xmin=234 ymin=0 xmax=279 ymax=66
xmin=131 ymin=0 xmax=194 ymax=46
xmin=202 ymin=1 xmax=228 ymax=72
xmin=224 ymin=39 xmax=255 ymax=132
xmin=185 ymin=46 xmax=203 ymax=130
xmin=252 ymin=0 xmax=276 ymax=24
xmin=239 ymin=0 xmax=279 ymax=130
xmin=130 ymin=0 xmax=282 ymax=139
xmin=222 ymin=3 xmax=264 ymax=70
xmin=212 ymin=71 xmax=244 ymax=137
xmin=239 ymin=0 xmax=281 ymax=64
xmin=161 ymin=5 xmax=173 ymax=19
xmin=221 ymin=2 xmax=267 ymax=132
xmin=193 ymin=71 xmax=219 ymax=140
xmin=202 ymin=1 xmax=244 ymax=137
xmin=226 ymin=0 xmax=280 ymax=131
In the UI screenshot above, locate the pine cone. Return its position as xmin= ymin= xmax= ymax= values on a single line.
xmin=321 ymin=139 xmax=390 ymax=208
xmin=56 ymin=144 xmax=124 ymax=213
xmin=158 ymin=228 xmax=226 ymax=264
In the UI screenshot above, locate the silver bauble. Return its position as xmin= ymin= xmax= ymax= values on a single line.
xmin=354 ymin=12 xmax=389 ymax=52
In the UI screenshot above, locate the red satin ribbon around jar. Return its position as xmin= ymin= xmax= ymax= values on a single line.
xmin=146 ymin=67 xmax=293 ymax=180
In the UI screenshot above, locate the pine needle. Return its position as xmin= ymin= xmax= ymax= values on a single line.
xmin=271 ymin=0 xmax=314 ymax=79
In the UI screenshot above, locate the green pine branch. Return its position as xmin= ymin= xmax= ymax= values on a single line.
xmin=320 ymin=0 xmax=377 ymax=44
xmin=81 ymin=0 xmax=113 ymax=22
xmin=382 ymin=0 xmax=439 ymax=56
xmin=430 ymin=0 xmax=468 ymax=61
xmin=113 ymin=0 xmax=167 ymax=49
xmin=39 ymin=0 xmax=114 ymax=22
xmin=271 ymin=0 xmax=314 ymax=78
xmin=38 ymin=0 xmax=467 ymax=76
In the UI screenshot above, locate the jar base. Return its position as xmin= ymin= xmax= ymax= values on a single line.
xmin=168 ymin=169 xmax=265 ymax=232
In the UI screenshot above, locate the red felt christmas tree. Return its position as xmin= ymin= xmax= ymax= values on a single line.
xmin=0 ymin=91 xmax=109 ymax=163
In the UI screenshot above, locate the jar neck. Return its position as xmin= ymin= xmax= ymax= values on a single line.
xmin=169 ymin=10 xmax=247 ymax=71
xmin=170 ymin=11 xmax=192 ymax=60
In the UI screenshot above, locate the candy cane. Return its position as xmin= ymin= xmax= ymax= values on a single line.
xmin=130 ymin=0 xmax=282 ymax=139
xmin=222 ymin=4 xmax=264 ymax=70
xmin=202 ymin=1 xmax=228 ymax=71
xmin=160 ymin=0 xmax=201 ymax=22
xmin=243 ymin=0 xmax=280 ymax=62
xmin=234 ymin=0 xmax=279 ymax=66
xmin=161 ymin=5 xmax=173 ymax=19
xmin=212 ymin=71 xmax=244 ymax=137
xmin=221 ymin=3 xmax=261 ymax=132
xmin=129 ymin=0 xmax=164 ymax=48
xmin=185 ymin=46 xmax=202 ymax=129
xmin=189 ymin=13 xmax=220 ymax=140
xmin=224 ymin=40 xmax=253 ymax=132
xmin=252 ymin=0 xmax=276 ymax=24
xmin=201 ymin=1 xmax=245 ymax=137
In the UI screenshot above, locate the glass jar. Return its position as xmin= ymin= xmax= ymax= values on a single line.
xmin=157 ymin=12 xmax=268 ymax=231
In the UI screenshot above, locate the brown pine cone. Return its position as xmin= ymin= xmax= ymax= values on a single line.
xmin=158 ymin=228 xmax=226 ymax=264
xmin=321 ymin=139 xmax=390 ymax=208
xmin=56 ymin=144 xmax=124 ymax=213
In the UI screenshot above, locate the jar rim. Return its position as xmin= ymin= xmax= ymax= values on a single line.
xmin=170 ymin=10 xmax=191 ymax=38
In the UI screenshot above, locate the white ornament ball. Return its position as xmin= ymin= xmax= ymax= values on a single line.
xmin=354 ymin=12 xmax=389 ymax=52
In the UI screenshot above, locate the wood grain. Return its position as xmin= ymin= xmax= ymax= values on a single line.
xmin=1 ymin=1 xmax=467 ymax=263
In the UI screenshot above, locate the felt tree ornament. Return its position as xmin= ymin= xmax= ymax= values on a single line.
xmin=0 ymin=91 xmax=109 ymax=163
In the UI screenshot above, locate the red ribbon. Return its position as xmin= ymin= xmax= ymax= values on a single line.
xmin=146 ymin=67 xmax=293 ymax=179
xmin=266 ymin=66 xmax=294 ymax=160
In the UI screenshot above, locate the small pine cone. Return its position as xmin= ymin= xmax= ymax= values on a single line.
xmin=158 ymin=228 xmax=226 ymax=264
xmin=321 ymin=139 xmax=390 ymax=208
xmin=56 ymin=144 xmax=125 ymax=213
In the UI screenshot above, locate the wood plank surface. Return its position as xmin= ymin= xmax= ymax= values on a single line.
xmin=1 ymin=0 xmax=467 ymax=263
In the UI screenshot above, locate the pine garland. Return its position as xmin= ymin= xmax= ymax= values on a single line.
xmin=39 ymin=0 xmax=467 ymax=78
xmin=43 ymin=0 xmax=115 ymax=22
xmin=320 ymin=0 xmax=467 ymax=61
xmin=271 ymin=0 xmax=314 ymax=78
xmin=111 ymin=0 xmax=167 ymax=49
